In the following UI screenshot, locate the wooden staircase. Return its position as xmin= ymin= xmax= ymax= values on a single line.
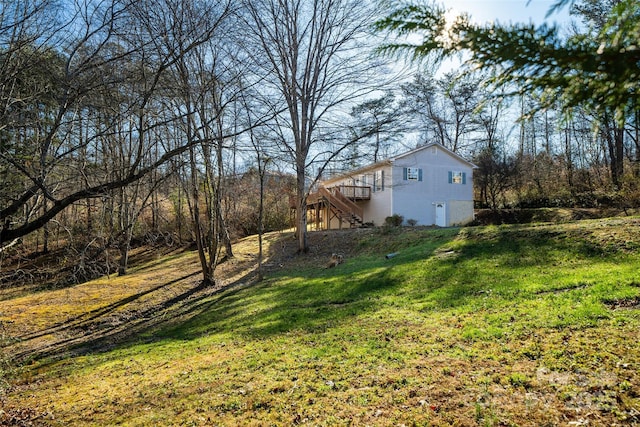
xmin=315 ymin=187 xmax=364 ymax=228
xmin=291 ymin=186 xmax=368 ymax=230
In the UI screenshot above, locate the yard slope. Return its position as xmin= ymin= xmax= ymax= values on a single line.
xmin=1 ymin=219 xmax=640 ymax=426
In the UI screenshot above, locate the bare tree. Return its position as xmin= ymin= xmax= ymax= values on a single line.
xmin=144 ymin=0 xmax=234 ymax=286
xmin=0 ymin=0 xmax=231 ymax=249
xmin=242 ymin=0 xmax=381 ymax=252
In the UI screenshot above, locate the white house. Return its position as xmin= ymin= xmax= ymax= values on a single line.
xmin=306 ymin=143 xmax=476 ymax=229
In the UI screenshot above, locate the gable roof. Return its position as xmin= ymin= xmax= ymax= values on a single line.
xmin=392 ymin=143 xmax=477 ymax=168
xmin=322 ymin=143 xmax=476 ymax=186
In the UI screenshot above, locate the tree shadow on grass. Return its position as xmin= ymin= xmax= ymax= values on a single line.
xmin=8 ymin=271 xmax=204 ymax=363
xmin=19 ymin=224 xmax=607 ymax=365
xmin=399 ymin=223 xmax=630 ymax=311
xmin=152 ymin=229 xmax=460 ymax=342
xmin=16 ymin=227 xmax=456 ymax=369
xmin=158 ymin=264 xmax=403 ymax=342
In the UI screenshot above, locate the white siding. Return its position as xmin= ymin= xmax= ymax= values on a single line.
xmin=362 ymin=165 xmax=392 ymax=226
xmin=319 ymin=144 xmax=475 ymax=229
xmin=448 ymin=200 xmax=474 ymax=225
xmin=391 ymin=145 xmax=474 ymax=226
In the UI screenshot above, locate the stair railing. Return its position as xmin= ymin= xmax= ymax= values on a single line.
xmin=330 ymin=187 xmax=363 ymax=220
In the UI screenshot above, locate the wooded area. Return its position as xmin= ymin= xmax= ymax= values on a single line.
xmin=1 ymin=0 xmax=639 ymax=285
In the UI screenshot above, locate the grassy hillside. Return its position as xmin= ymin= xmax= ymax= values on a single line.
xmin=1 ymin=219 xmax=639 ymax=426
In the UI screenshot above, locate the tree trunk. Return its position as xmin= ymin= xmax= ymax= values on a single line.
xmin=215 ymin=140 xmax=233 ymax=258
xmin=296 ymin=199 xmax=308 ymax=253
xmin=117 ymin=220 xmax=133 ymax=276
xmin=565 ymin=127 xmax=574 ymax=193
xmin=604 ymin=115 xmax=624 ymax=188
xmin=296 ymin=164 xmax=308 ymax=253
xmin=42 ymin=201 xmax=50 ymax=254
xmin=257 ymin=157 xmax=267 ymax=281
xmin=117 ymin=237 xmax=130 ymax=276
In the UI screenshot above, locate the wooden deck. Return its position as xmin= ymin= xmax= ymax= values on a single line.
xmin=290 ymin=185 xmax=370 ymax=230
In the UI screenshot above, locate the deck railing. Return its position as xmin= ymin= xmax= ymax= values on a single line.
xmin=331 ymin=185 xmax=371 ymax=200
xmin=290 ymin=185 xmax=371 ymax=209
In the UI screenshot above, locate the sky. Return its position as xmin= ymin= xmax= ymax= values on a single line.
xmin=445 ymin=0 xmax=573 ymax=26
xmin=427 ymin=0 xmax=575 ymax=78
xmin=395 ymin=1 xmax=577 ymax=149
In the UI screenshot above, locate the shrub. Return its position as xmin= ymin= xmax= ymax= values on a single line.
xmin=384 ymin=214 xmax=404 ymax=227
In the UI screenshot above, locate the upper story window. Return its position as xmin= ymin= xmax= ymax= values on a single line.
xmin=403 ymin=167 xmax=422 ymax=181
xmin=374 ymin=170 xmax=384 ymax=191
xmin=449 ymin=171 xmax=466 ymax=184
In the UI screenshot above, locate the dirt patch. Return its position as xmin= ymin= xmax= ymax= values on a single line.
xmin=262 ymin=228 xmax=378 ymax=272
xmin=0 ymin=406 xmax=52 ymax=426
xmin=603 ymin=295 xmax=640 ymax=310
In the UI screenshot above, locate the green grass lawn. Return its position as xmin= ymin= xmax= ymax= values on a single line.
xmin=2 ymin=218 xmax=639 ymax=426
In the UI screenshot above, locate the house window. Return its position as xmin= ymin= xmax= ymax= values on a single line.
xmin=403 ymin=167 xmax=422 ymax=181
xmin=448 ymin=171 xmax=466 ymax=184
xmin=374 ymin=170 xmax=384 ymax=192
